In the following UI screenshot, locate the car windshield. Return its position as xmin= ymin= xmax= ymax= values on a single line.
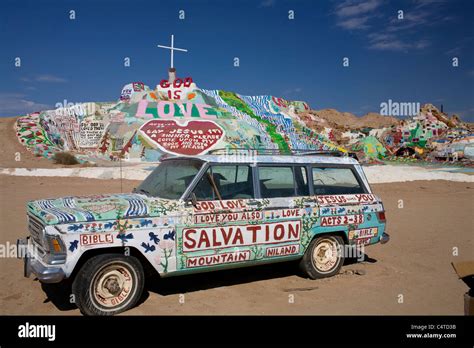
xmin=135 ymin=159 xmax=204 ymax=199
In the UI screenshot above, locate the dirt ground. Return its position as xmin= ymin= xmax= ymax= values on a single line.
xmin=0 ymin=175 xmax=472 ymax=315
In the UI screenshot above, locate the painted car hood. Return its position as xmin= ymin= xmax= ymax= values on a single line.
xmin=27 ymin=193 xmax=178 ymax=225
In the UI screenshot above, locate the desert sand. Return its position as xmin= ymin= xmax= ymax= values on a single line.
xmin=0 ymin=175 xmax=472 ymax=315
xmin=1 ymin=117 xmax=473 ymax=315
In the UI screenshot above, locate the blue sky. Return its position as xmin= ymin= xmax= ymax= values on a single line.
xmin=1 ymin=0 xmax=473 ymax=120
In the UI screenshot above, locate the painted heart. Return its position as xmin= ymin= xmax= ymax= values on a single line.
xmin=140 ymin=119 xmax=225 ymax=156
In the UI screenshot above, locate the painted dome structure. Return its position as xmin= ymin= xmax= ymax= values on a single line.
xmin=15 ymin=69 xmax=343 ymax=163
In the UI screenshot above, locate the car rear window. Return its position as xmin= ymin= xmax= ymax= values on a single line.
xmin=312 ymin=167 xmax=365 ymax=195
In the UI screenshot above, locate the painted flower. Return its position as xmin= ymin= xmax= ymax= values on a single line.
xmin=153 ymin=255 xmax=161 ymax=265
xmin=159 ymin=239 xmax=175 ymax=252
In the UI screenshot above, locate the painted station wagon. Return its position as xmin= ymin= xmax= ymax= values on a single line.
xmin=17 ymin=150 xmax=389 ymax=315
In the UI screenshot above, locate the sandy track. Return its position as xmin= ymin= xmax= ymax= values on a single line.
xmin=0 ymin=117 xmax=58 ymax=169
xmin=0 ymin=175 xmax=472 ymax=315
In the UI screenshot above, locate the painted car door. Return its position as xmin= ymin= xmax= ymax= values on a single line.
xmin=175 ymin=164 xmax=264 ymax=273
xmin=254 ymin=165 xmax=315 ymax=261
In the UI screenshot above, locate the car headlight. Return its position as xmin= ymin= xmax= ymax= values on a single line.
xmin=45 ymin=235 xmax=67 ymax=265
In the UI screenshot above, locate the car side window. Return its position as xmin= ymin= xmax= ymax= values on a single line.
xmin=295 ymin=166 xmax=309 ymax=196
xmin=192 ymin=165 xmax=254 ymax=201
xmin=210 ymin=165 xmax=254 ymax=199
xmin=312 ymin=167 xmax=365 ymax=195
xmin=259 ymin=166 xmax=295 ymax=198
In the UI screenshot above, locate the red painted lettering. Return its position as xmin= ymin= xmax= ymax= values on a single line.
xmin=183 ymin=229 xmax=197 ymax=250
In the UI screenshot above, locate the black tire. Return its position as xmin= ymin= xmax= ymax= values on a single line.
xmin=72 ymin=254 xmax=144 ymax=316
xmin=300 ymin=235 xmax=345 ymax=279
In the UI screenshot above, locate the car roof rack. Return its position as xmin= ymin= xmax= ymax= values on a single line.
xmin=160 ymin=148 xmax=358 ymax=161
xmin=207 ymin=148 xmax=350 ymax=157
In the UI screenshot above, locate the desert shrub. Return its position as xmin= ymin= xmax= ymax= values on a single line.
xmin=52 ymin=152 xmax=79 ymax=165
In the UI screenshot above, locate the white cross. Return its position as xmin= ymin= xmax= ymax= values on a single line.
xmin=157 ymin=35 xmax=188 ymax=69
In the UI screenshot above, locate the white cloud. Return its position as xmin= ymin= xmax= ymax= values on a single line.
xmin=19 ymin=74 xmax=67 ymax=83
xmin=337 ymin=16 xmax=371 ymax=30
xmin=333 ymin=0 xmax=448 ymax=51
xmin=35 ymin=74 xmax=67 ymax=83
xmin=369 ymin=40 xmax=409 ymax=51
xmin=414 ymin=40 xmax=431 ymax=49
xmin=334 ymin=0 xmax=381 ymax=30
xmin=0 ymin=93 xmax=50 ymax=116
xmin=387 ymin=8 xmax=453 ymax=33
xmin=368 ymin=33 xmax=431 ymax=51
xmin=413 ymin=0 xmax=448 ymax=9
xmin=335 ymin=0 xmax=382 ymax=18
xmin=444 ymin=37 xmax=473 ymax=56
xmin=387 ymin=12 xmax=430 ymax=32
xmin=282 ymin=87 xmax=303 ymax=96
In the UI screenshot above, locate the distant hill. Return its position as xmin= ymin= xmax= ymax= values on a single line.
xmin=301 ymin=109 xmax=400 ymax=130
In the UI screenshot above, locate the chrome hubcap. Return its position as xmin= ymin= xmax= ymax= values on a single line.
xmin=92 ymin=264 xmax=134 ymax=309
xmin=312 ymin=239 xmax=339 ymax=272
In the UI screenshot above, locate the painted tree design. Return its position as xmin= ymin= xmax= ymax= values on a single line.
xmin=120 ymin=130 xmax=137 ymax=158
xmin=160 ymin=248 xmax=173 ymax=273
xmin=99 ymin=131 xmax=110 ymax=154
xmin=150 ymin=200 xmax=180 ymax=217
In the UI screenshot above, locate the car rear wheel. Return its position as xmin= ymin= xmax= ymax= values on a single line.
xmin=300 ymin=235 xmax=345 ymax=279
xmin=72 ymin=254 xmax=144 ymax=316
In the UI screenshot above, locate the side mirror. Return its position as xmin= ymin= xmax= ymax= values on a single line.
xmin=186 ymin=193 xmax=198 ymax=207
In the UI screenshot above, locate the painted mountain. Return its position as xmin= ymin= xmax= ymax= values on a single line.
xmin=15 ymin=75 xmax=344 ymax=163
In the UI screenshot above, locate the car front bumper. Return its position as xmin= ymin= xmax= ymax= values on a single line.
xmin=17 ymin=237 xmax=65 ymax=283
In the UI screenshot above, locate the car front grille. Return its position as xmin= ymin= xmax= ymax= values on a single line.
xmin=28 ymin=215 xmax=44 ymax=246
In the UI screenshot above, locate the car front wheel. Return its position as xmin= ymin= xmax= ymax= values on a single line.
xmin=300 ymin=235 xmax=345 ymax=279
xmin=72 ymin=254 xmax=144 ymax=316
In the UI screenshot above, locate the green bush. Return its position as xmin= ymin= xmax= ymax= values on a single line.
xmin=52 ymin=152 xmax=79 ymax=165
